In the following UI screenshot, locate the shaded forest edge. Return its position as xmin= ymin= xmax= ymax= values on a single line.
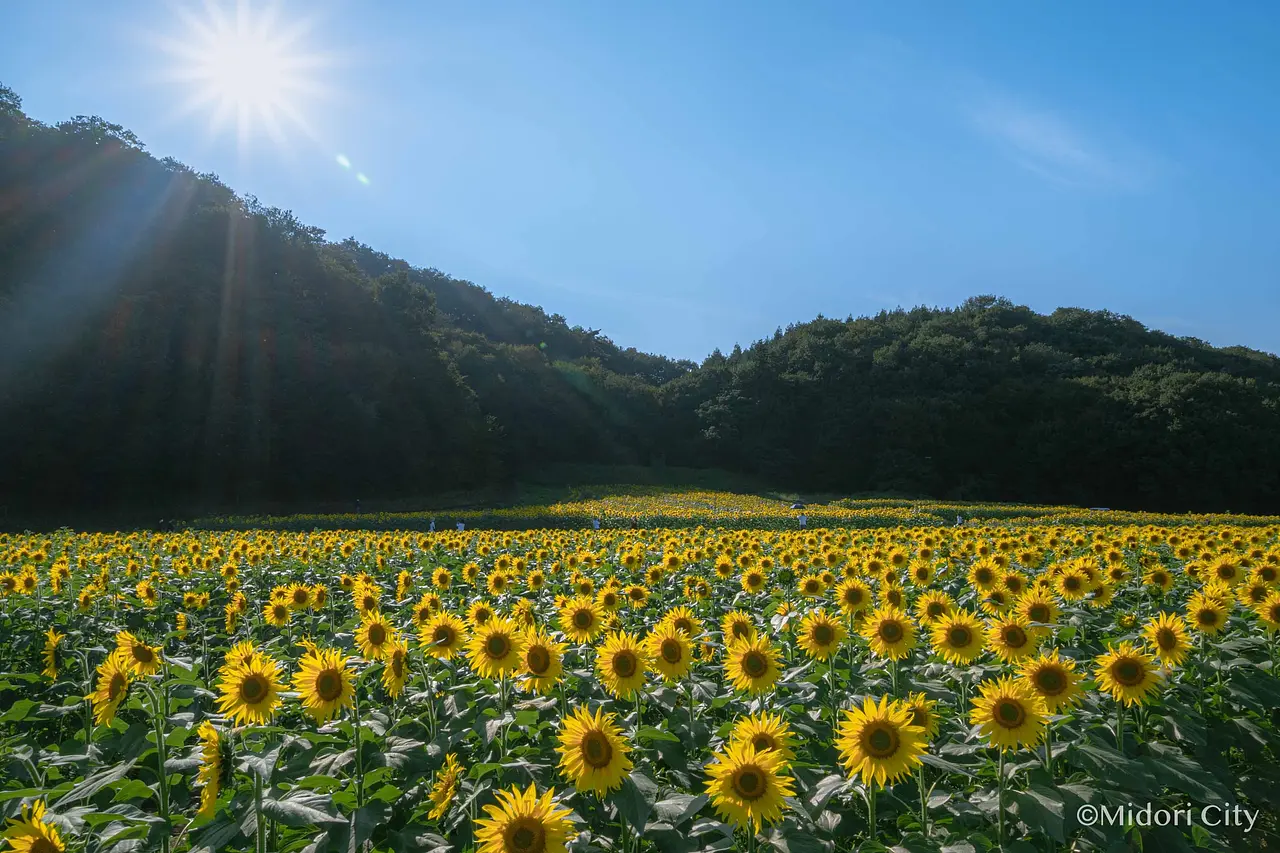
xmin=2 ymin=83 xmax=1279 ymax=525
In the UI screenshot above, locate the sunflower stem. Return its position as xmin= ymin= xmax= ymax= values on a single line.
xmin=917 ymin=764 xmax=929 ymax=835
xmin=143 ymin=682 xmax=172 ymax=853
xmin=868 ymin=785 xmax=877 ymax=843
xmin=353 ymin=681 xmax=366 ymax=811
xmin=996 ymin=749 xmax=1005 ymax=849
xmin=1043 ymin=719 xmax=1054 ymax=777
xmin=1116 ymin=703 xmax=1125 ymax=754
xmin=253 ymin=765 xmax=266 ymax=853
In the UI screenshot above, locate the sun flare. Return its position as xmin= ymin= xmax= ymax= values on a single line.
xmin=155 ymin=0 xmax=329 ymax=150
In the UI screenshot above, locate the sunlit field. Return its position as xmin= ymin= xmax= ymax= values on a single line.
xmin=3 ymin=494 xmax=1279 ymax=852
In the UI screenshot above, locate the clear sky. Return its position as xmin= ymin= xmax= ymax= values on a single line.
xmin=4 ymin=1 xmax=1279 ymax=361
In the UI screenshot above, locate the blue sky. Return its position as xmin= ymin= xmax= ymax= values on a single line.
xmin=4 ymin=1 xmax=1279 ymax=361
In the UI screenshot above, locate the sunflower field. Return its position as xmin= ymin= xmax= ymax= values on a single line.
xmin=2 ymin=517 xmax=1280 ymax=853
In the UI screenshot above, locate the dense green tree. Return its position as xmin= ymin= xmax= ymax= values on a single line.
xmin=1 ymin=85 xmax=1278 ymax=519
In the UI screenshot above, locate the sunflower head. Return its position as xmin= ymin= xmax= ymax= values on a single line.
xmin=704 ymin=742 xmax=795 ymax=830
xmin=970 ymin=676 xmax=1048 ymax=750
xmin=1094 ymin=642 xmax=1163 ymax=707
xmin=596 ymin=631 xmax=649 ymax=700
xmin=474 ymin=784 xmax=574 ymax=853
xmin=861 ymin=606 xmax=918 ymax=661
xmin=723 ymin=636 xmax=782 ymax=695
xmin=556 ymin=705 xmax=633 ymax=794
xmin=1018 ymin=649 xmax=1082 ymax=713
xmin=216 ymin=652 xmax=285 ymax=726
xmin=645 ymin=622 xmax=693 ymax=683
xmin=729 ymin=711 xmax=797 ymax=766
xmin=469 ymin=617 xmax=527 ymax=680
xmin=834 ymin=695 xmax=926 ymax=787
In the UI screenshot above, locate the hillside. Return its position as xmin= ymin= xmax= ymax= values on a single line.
xmin=2 ymin=83 xmax=1279 ymax=517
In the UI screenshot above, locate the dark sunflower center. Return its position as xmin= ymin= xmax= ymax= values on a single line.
xmin=752 ymin=734 xmax=775 ymax=752
xmin=241 ymin=674 xmax=268 ymax=703
xmin=909 ymin=707 xmax=928 ymax=728
xmin=879 ymin=621 xmax=904 ymax=643
xmin=947 ymin=627 xmax=972 ymax=648
xmin=976 ymin=569 xmax=993 ymax=584
xmin=486 ymin=634 xmax=512 ymax=660
xmin=731 ymin=622 xmax=750 ymax=639
xmin=813 ymin=624 xmax=835 ymax=646
xmin=864 ymin=724 xmax=899 ymax=758
xmin=1156 ymin=628 xmax=1177 ymax=650
xmin=368 ymin=625 xmax=386 ymax=646
xmin=674 ymin=618 xmax=693 ymax=634
xmin=573 ymin=610 xmax=593 ymax=630
xmin=1196 ymin=609 xmax=1217 ymax=627
xmin=582 ymin=731 xmax=613 ymax=768
xmin=434 ymin=627 xmax=454 ymax=646
xmin=133 ymin=644 xmax=154 ymax=663
xmin=474 ymin=610 xmax=492 ymax=624
xmin=1064 ymin=577 xmax=1081 ymax=591
xmin=742 ymin=650 xmax=769 ymax=678
xmin=612 ymin=651 xmax=637 ymax=678
xmin=995 ymin=699 xmax=1026 ymax=728
xmin=732 ymin=767 xmax=765 ymax=800
xmin=846 ymin=591 xmax=863 ymax=605
xmin=316 ymin=670 xmax=343 ymax=702
xmin=109 ymin=673 xmax=127 ymax=700
xmin=1002 ymin=627 xmax=1027 ymax=647
xmin=1029 ymin=605 xmax=1050 ymax=622
xmin=1113 ymin=659 xmax=1144 ymax=686
xmin=506 ymin=817 xmax=545 ymax=853
xmin=526 ymin=646 xmax=551 ymax=674
xmin=926 ymin=602 xmax=944 ymax=618
xmin=804 ymin=581 xmax=820 ymax=594
xmin=293 ymin=591 xmax=308 ymax=604
xmin=391 ymin=652 xmax=405 ymax=677
xmin=1036 ymin=668 xmax=1065 ymax=694
xmin=661 ymin=639 xmax=683 ymax=664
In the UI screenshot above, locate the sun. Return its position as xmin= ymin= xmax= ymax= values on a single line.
xmin=153 ymin=0 xmax=330 ymax=151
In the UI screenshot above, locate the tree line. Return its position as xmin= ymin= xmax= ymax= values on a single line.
xmin=2 ymin=83 xmax=1277 ymax=519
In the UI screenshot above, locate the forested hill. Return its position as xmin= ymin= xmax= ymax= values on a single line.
xmin=2 ymin=84 xmax=1279 ymax=517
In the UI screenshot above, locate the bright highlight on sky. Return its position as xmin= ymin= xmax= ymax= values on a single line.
xmin=3 ymin=0 xmax=1279 ymax=361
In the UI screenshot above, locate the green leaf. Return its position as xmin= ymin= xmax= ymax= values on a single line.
xmin=56 ymin=759 xmax=138 ymax=806
xmin=261 ymin=792 xmax=347 ymax=827
xmin=638 ymin=726 xmax=681 ymax=743
xmin=805 ymin=774 xmax=848 ymax=812
xmin=0 ymin=699 xmax=39 ymax=722
xmin=1141 ymin=743 xmax=1230 ymax=803
xmin=1011 ymin=785 xmax=1065 ymax=842
xmin=653 ymin=793 xmax=707 ymax=826
xmin=612 ymin=771 xmax=658 ymax=834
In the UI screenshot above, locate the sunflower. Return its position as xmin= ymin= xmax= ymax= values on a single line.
xmin=1142 ymin=612 xmax=1192 ymax=667
xmin=195 ymin=721 xmax=222 ymax=820
xmin=422 ymin=612 xmax=468 ymax=660
xmin=625 ymin=584 xmax=649 ymax=608
xmin=1055 ymin=569 xmax=1089 ymax=602
xmin=797 ymin=573 xmax=825 ymax=598
xmin=930 ymin=611 xmax=986 ymax=665
xmin=474 ymin=784 xmax=574 ymax=853
xmin=1095 ymin=642 xmax=1162 ymax=707
xmin=1018 ymin=650 xmax=1083 ymax=713
xmin=596 ymin=631 xmax=649 ymax=700
xmin=519 ymin=629 xmax=565 ymax=694
xmin=287 ymin=583 xmax=313 ymax=611
xmin=355 ymin=611 xmax=397 ymax=661
xmin=432 ymin=567 xmax=452 ymax=589
xmin=468 ymin=600 xmax=496 ymax=628
xmin=263 ymin=600 xmax=291 ymax=628
xmin=661 ymin=605 xmax=704 ymax=639
xmin=1256 ymin=591 xmax=1280 ymax=632
xmin=216 ymin=652 xmax=285 ymax=726
xmin=2 ymin=800 xmax=66 ymax=853
xmin=556 ymin=705 xmax=633 ymax=794
xmin=1185 ymin=591 xmax=1228 ymax=636
xmin=1014 ymin=590 xmax=1060 ymax=638
xmin=382 ymin=635 xmax=410 ymax=698
xmin=41 ymin=629 xmax=64 ymax=680
xmin=428 ymin=753 xmax=464 ymax=821
xmin=469 ymin=617 xmax=527 ymax=680
xmin=294 ymin=648 xmax=356 ymax=723
xmin=967 ymin=560 xmax=1001 ymax=592
xmin=704 ymin=742 xmax=794 ymax=830
xmin=834 ymin=696 xmax=926 ymax=787
xmin=901 ymin=692 xmax=940 ymax=740
xmin=559 ymin=596 xmax=605 ymax=644
xmin=87 ymin=650 xmax=132 ymax=726
xmin=861 ymin=606 xmax=917 ymax=661
xmin=645 ymin=622 xmax=693 ymax=683
xmin=970 ymin=676 xmax=1048 ymax=750
xmin=115 ymin=630 xmax=163 ymax=676
xmin=1143 ymin=565 xmax=1175 ymax=592
xmin=914 ymin=590 xmax=954 ymax=626
xmin=834 ymin=578 xmax=873 ymax=615
xmin=223 ymin=640 xmax=259 ymax=672
xmin=987 ymin=615 xmax=1038 ymax=663
xmin=721 ymin=610 xmax=758 ymax=645
xmin=723 ymin=635 xmax=782 ymax=695
xmin=729 ymin=711 xmax=797 ymax=766
xmin=797 ymin=609 xmax=847 ymax=661
xmin=741 ymin=568 xmax=767 ymax=594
